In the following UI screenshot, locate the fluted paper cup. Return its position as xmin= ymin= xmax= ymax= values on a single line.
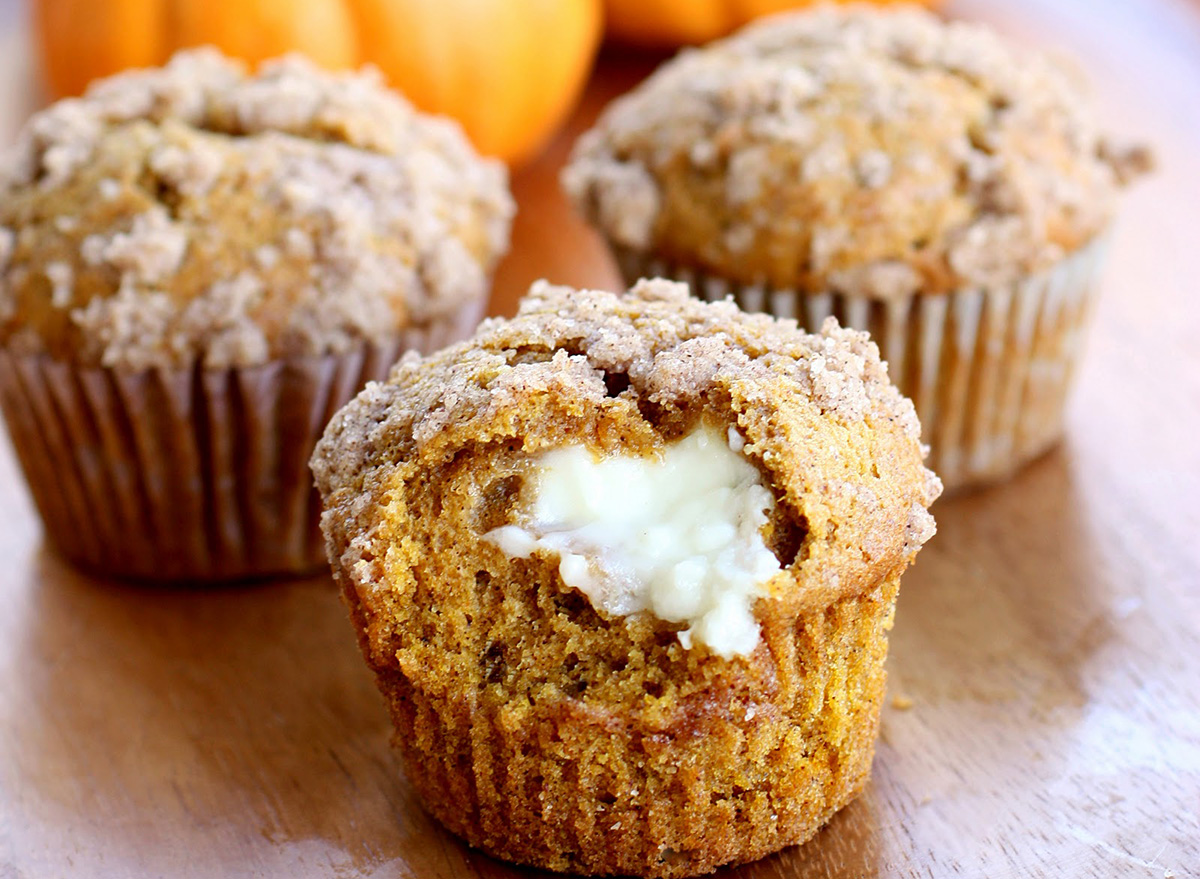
xmin=0 ymin=304 xmax=483 ymax=581
xmin=615 ymin=238 xmax=1108 ymax=491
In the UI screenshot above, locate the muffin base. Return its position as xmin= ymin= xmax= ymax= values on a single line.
xmin=0 ymin=309 xmax=482 ymax=581
xmin=616 ymin=238 xmax=1107 ymax=492
xmin=347 ymin=573 xmax=899 ymax=878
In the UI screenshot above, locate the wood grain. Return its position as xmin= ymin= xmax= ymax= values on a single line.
xmin=2 ymin=1 xmax=1199 ymax=877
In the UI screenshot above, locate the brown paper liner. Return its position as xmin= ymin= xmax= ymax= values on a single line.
xmin=0 ymin=305 xmax=482 ymax=581
xmin=614 ymin=238 xmax=1108 ymax=492
xmin=346 ymin=573 xmax=899 ymax=878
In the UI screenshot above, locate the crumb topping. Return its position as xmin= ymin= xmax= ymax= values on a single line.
xmin=0 ymin=49 xmax=514 ymax=368
xmin=44 ymin=261 xmax=73 ymax=309
xmin=80 ymin=207 xmax=188 ymax=284
xmin=313 ymin=279 xmax=941 ymax=626
xmin=319 ymin=278 xmax=924 ymax=472
xmin=563 ymin=5 xmax=1151 ymax=295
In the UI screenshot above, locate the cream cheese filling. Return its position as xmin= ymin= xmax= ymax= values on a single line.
xmin=486 ymin=425 xmax=781 ymax=658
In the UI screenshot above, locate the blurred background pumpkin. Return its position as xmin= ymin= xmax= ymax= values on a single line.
xmin=33 ymin=0 xmax=603 ymax=164
xmin=605 ymin=0 xmax=941 ymax=46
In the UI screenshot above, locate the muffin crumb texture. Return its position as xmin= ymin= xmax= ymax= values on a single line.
xmin=564 ymin=6 xmax=1148 ymax=294
xmin=486 ymin=424 xmax=783 ymax=659
xmin=0 ymin=49 xmax=513 ymax=369
xmin=314 ymin=280 xmax=940 ymax=877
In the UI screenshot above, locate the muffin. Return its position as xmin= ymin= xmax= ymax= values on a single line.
xmin=563 ymin=5 xmax=1150 ymax=490
xmin=312 ymin=278 xmax=940 ymax=877
xmin=0 ymin=48 xmax=513 ymax=581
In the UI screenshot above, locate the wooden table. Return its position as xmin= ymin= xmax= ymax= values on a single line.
xmin=3 ymin=1 xmax=1198 ymax=876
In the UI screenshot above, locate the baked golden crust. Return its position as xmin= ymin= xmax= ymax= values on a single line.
xmin=563 ymin=6 xmax=1149 ymax=296
xmin=312 ymin=279 xmax=939 ymax=876
xmin=0 ymin=49 xmax=513 ymax=369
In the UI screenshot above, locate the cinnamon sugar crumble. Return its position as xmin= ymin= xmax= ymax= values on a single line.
xmin=44 ymin=261 xmax=73 ymax=309
xmin=0 ymin=49 xmax=513 ymax=368
xmin=148 ymin=135 xmax=223 ymax=199
xmin=315 ymin=278 xmax=937 ymax=511
xmin=80 ymin=208 xmax=188 ymax=284
xmin=563 ymin=6 xmax=1150 ymax=295
xmin=97 ymin=178 xmax=120 ymax=200
xmin=253 ymin=244 xmax=280 ymax=270
xmin=72 ymin=285 xmax=178 ymax=369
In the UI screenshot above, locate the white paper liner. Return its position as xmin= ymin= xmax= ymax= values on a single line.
xmin=0 ymin=302 xmax=483 ymax=581
xmin=615 ymin=239 xmax=1108 ymax=491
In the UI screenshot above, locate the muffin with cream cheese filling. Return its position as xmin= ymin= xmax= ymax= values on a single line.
xmin=312 ymin=278 xmax=940 ymax=877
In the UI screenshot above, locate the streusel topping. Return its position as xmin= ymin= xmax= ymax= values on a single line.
xmin=563 ymin=5 xmax=1150 ymax=295
xmin=0 ymin=49 xmax=513 ymax=368
xmin=313 ymin=279 xmax=940 ymax=621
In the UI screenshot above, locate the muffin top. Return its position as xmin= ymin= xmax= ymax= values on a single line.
xmin=563 ymin=5 xmax=1150 ymax=296
xmin=314 ymin=278 xmax=940 ymax=668
xmin=0 ymin=49 xmax=514 ymax=369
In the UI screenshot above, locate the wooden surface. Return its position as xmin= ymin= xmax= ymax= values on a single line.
xmin=3 ymin=1 xmax=1200 ymax=877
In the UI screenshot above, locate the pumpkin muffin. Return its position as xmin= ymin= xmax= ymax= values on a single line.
xmin=312 ymin=278 xmax=940 ymax=877
xmin=0 ymin=48 xmax=513 ymax=580
xmin=563 ymin=5 xmax=1150 ymax=490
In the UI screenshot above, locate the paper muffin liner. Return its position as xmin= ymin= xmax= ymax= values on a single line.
xmin=349 ymin=575 xmax=898 ymax=878
xmin=615 ymin=238 xmax=1108 ymax=491
xmin=0 ymin=305 xmax=483 ymax=581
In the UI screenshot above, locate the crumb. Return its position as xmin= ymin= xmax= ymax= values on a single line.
xmin=891 ymin=694 xmax=915 ymax=710
xmin=44 ymin=261 xmax=74 ymax=309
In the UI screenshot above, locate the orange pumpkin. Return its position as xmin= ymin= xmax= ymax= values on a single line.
xmin=34 ymin=0 xmax=603 ymax=164
xmin=605 ymin=0 xmax=941 ymax=46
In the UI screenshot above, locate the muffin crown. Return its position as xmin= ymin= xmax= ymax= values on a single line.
xmin=0 ymin=48 xmax=514 ymax=369
xmin=314 ymin=278 xmax=940 ymax=621
xmin=563 ymin=5 xmax=1149 ymax=295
